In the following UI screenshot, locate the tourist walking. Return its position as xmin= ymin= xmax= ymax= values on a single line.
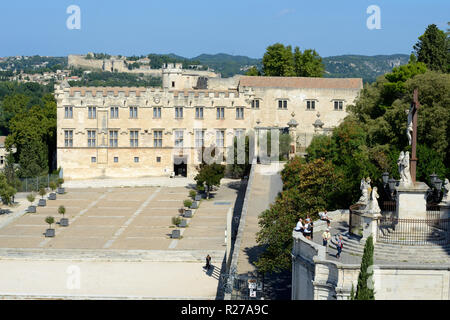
xmin=336 ymin=235 xmax=343 ymax=259
xmin=205 ymin=254 xmax=211 ymax=270
xmin=322 ymin=228 xmax=331 ymax=248
xmin=319 ymin=210 xmax=332 ymax=227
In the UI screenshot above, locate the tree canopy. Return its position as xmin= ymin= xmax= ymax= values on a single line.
xmin=413 ymin=24 xmax=450 ymax=73
xmin=262 ymin=43 xmax=324 ymax=77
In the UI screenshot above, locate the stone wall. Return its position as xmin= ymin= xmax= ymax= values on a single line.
xmin=292 ymin=231 xmax=450 ymax=300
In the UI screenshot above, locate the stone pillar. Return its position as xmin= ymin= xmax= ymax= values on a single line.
xmin=287 ymin=118 xmax=298 ymax=159
xmin=438 ymin=202 xmax=450 ymax=220
xmin=361 ymin=212 xmax=381 ymax=244
xmin=395 ymin=182 xmax=430 ymax=219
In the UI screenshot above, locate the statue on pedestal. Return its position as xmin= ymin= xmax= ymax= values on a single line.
xmin=366 ymin=187 xmax=381 ymax=214
xmin=358 ymin=177 xmax=372 ymax=205
xmin=406 ymin=106 xmax=414 ymax=146
xmin=442 ymin=178 xmax=450 ymax=203
xmin=398 ymin=151 xmax=412 ymax=186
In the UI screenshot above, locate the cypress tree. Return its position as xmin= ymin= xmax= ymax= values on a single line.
xmin=355 ymin=235 xmax=375 ymax=300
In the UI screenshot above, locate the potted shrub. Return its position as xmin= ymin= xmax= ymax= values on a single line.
xmin=189 ymin=190 xmax=196 ymax=199
xmin=171 ymin=216 xmax=181 ymax=238
xmin=45 ymin=216 xmax=55 ymax=237
xmin=48 ymin=182 xmax=57 ymax=200
xmin=27 ymin=193 xmax=36 ymax=213
xmin=57 ymin=178 xmax=65 ymax=194
xmin=38 ymin=187 xmax=47 ymax=207
xmin=58 ymin=205 xmax=69 ymax=227
xmin=183 ymin=199 xmax=193 ymax=217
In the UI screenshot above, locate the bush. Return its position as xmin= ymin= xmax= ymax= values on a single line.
xmin=189 ymin=190 xmax=196 ymax=199
xmin=57 ymin=178 xmax=64 ymax=187
xmin=49 ymin=182 xmax=56 ymax=191
xmin=45 ymin=216 xmax=55 ymax=228
xmin=58 ymin=205 xmax=66 ymax=217
xmin=183 ymin=199 xmax=193 ymax=208
xmin=355 ymin=235 xmax=375 ymax=300
xmin=172 ymin=216 xmax=182 ymax=226
xmin=38 ymin=187 xmax=46 ymax=198
xmin=27 ymin=193 xmax=35 ymax=204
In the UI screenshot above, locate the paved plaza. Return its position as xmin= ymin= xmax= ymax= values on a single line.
xmin=0 ymin=180 xmax=241 ymax=299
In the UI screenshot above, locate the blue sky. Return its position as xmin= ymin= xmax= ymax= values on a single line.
xmin=0 ymin=0 xmax=448 ymax=58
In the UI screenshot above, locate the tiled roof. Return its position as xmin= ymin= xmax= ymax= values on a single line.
xmin=239 ymin=76 xmax=363 ymax=90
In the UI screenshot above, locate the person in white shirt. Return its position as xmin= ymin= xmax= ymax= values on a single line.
xmin=303 ymin=218 xmax=312 ymax=239
xmin=319 ymin=210 xmax=332 ymax=227
xmin=294 ymin=218 xmax=304 ymax=232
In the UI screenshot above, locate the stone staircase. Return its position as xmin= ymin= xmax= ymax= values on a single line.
xmin=329 ymin=233 xmax=450 ymax=264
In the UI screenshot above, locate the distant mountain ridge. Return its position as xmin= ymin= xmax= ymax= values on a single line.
xmin=1 ymin=53 xmax=410 ymax=83
xmin=190 ymin=53 xmax=409 ymax=82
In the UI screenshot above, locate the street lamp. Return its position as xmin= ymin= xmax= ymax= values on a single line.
xmin=430 ymin=173 xmax=438 ymax=186
xmin=382 ymin=172 xmax=389 ymax=185
xmin=388 ymin=178 xmax=397 ymax=192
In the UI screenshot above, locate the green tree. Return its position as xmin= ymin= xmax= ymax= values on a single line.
xmin=194 ymin=163 xmax=225 ymax=199
xmin=293 ymin=47 xmax=325 ymax=77
xmin=262 ymin=43 xmax=295 ymax=77
xmin=245 ymin=66 xmax=261 ymax=76
xmin=0 ymin=173 xmax=16 ymax=205
xmin=226 ymin=135 xmax=251 ymax=179
xmin=413 ymin=24 xmax=450 ymax=73
xmin=355 ymin=235 xmax=375 ymax=300
xmin=255 ymin=158 xmax=342 ymax=273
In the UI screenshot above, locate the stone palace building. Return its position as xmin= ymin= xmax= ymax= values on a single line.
xmin=55 ymin=63 xmax=363 ymax=180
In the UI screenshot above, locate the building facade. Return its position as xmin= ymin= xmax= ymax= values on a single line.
xmin=55 ymin=64 xmax=363 ymax=180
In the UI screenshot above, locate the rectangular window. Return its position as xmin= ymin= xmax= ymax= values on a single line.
xmin=129 ymin=106 xmax=138 ymax=118
xmin=216 ymin=130 xmax=225 ymax=147
xmin=153 ymin=130 xmax=163 ymax=148
xmin=87 ymin=130 xmax=96 ymax=147
xmin=91 ymin=157 xmax=97 ymax=163
xmin=195 ymin=107 xmax=204 ymax=119
xmin=236 ymin=107 xmax=244 ymax=119
xmin=278 ymin=100 xmax=288 ymax=109
xmin=153 ymin=107 xmax=161 ymax=119
xmin=334 ymin=101 xmax=343 ymax=110
xmin=64 ymin=130 xmax=73 ymax=147
xmin=156 ymin=156 xmax=161 ymax=163
xmin=64 ymin=106 xmax=73 ymax=118
xmin=195 ymin=130 xmax=205 ymax=148
xmin=114 ymin=157 xmax=119 ymax=163
xmin=251 ymin=100 xmax=259 ymax=109
xmin=88 ymin=106 xmax=97 ymax=119
xmin=134 ymin=157 xmax=139 ymax=163
xmin=306 ymin=100 xmax=315 ymax=110
xmin=216 ymin=107 xmax=225 ymax=119
xmin=109 ymin=130 xmax=118 ymax=148
xmin=130 ymin=130 xmax=139 ymax=147
xmin=234 ymin=129 xmax=244 ymax=139
xmin=175 ymin=107 xmax=183 ymax=119
xmin=174 ymin=130 xmax=184 ymax=148
xmin=110 ymin=107 xmax=119 ymax=119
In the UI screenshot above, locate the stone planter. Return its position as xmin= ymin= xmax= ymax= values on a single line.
xmin=38 ymin=199 xmax=46 ymax=207
xmin=184 ymin=209 xmax=192 ymax=218
xmin=195 ymin=195 xmax=202 ymax=201
xmin=60 ymin=218 xmax=69 ymax=227
xmin=57 ymin=187 xmax=65 ymax=194
xmin=28 ymin=205 xmax=36 ymax=213
xmin=48 ymin=193 xmax=57 ymax=200
xmin=45 ymin=229 xmax=55 ymax=237
xmin=171 ymin=229 xmax=181 ymax=239
xmin=178 ymin=219 xmax=188 ymax=228
xmin=191 ymin=201 xmax=199 ymax=209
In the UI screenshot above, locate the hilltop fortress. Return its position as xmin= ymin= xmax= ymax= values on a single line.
xmin=68 ymin=54 xmax=219 ymax=78
xmin=55 ymin=63 xmax=362 ymax=180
